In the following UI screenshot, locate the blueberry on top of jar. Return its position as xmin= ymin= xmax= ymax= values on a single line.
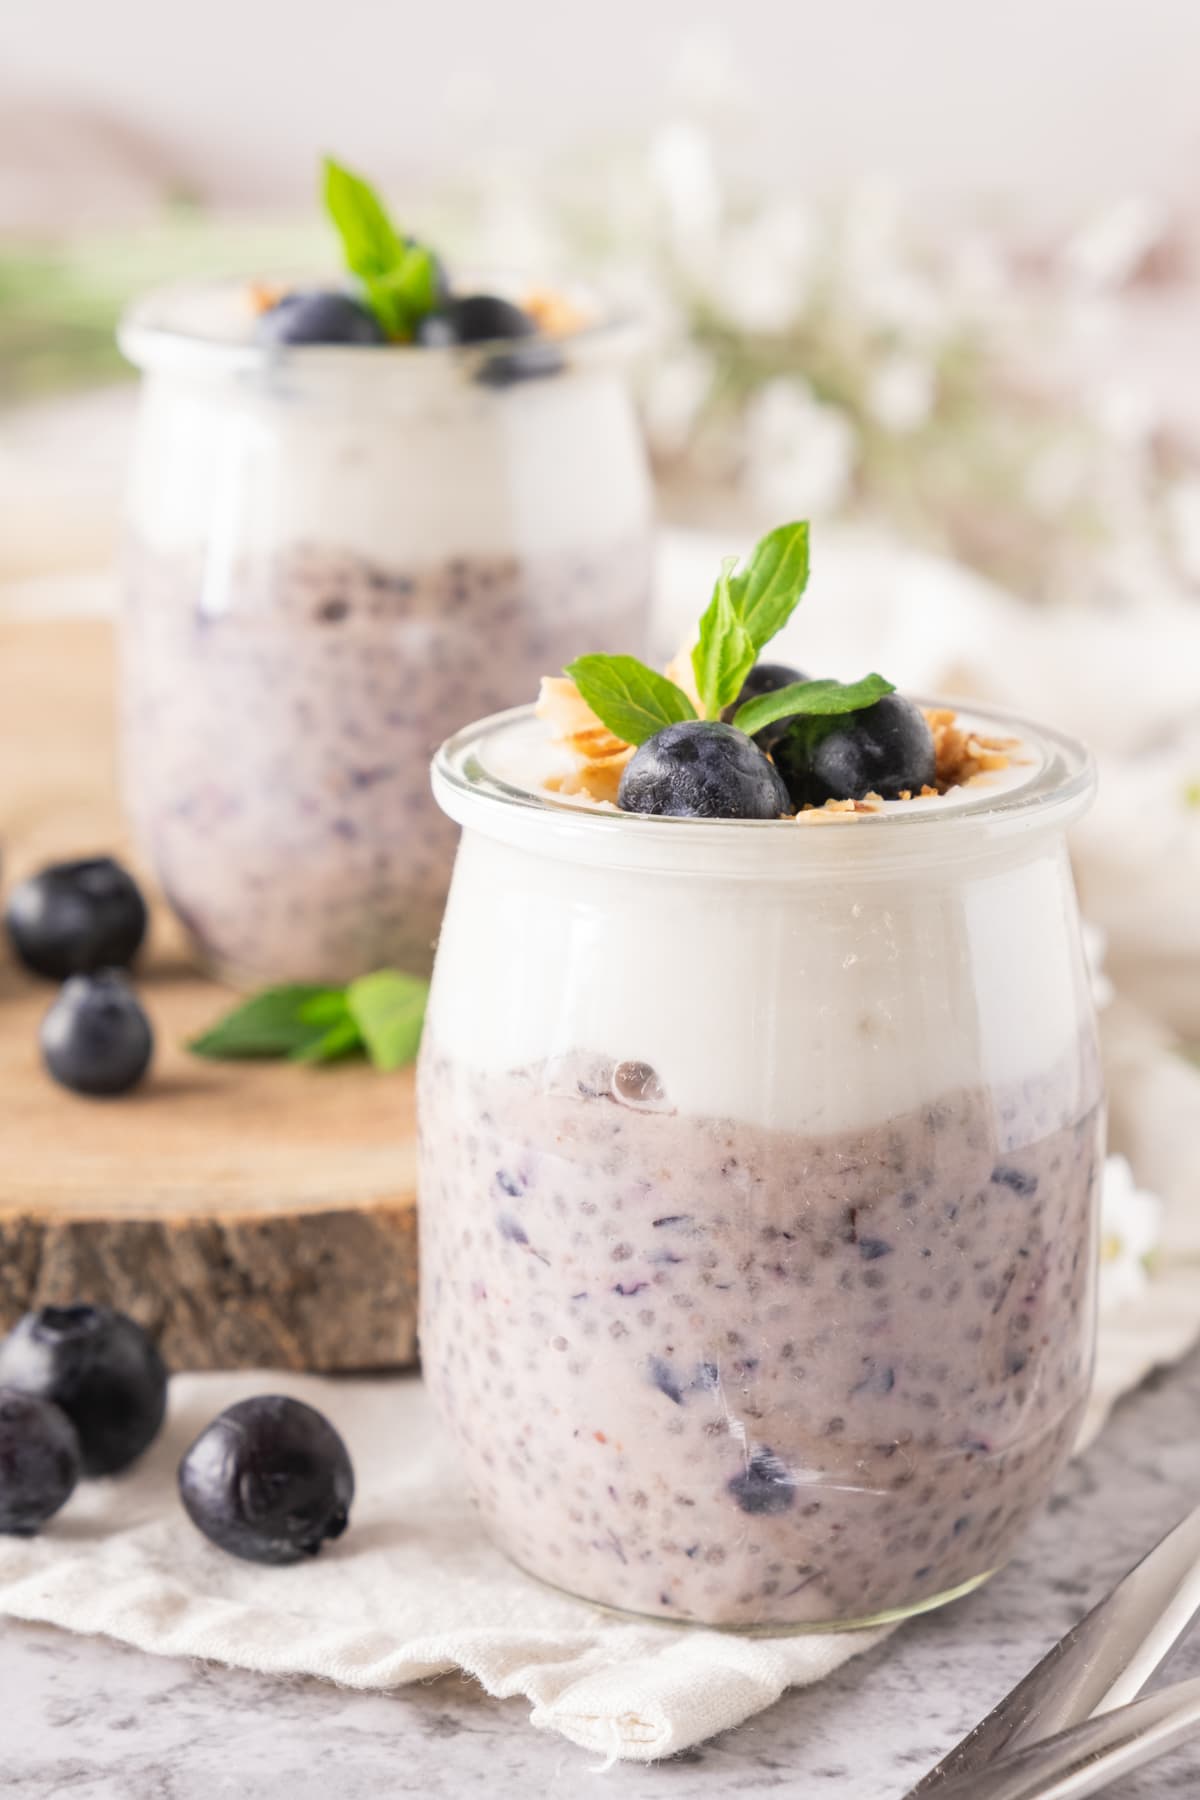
xmin=618 ymin=721 xmax=792 ymax=821
xmin=773 ymin=694 xmax=937 ymax=808
xmin=255 ymin=290 xmax=387 ymax=346
xmin=723 ymin=661 xmax=808 ymax=752
xmin=414 ymin=293 xmax=537 ymax=348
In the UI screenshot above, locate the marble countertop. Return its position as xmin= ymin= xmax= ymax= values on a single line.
xmin=3 ymin=1350 xmax=1200 ymax=1799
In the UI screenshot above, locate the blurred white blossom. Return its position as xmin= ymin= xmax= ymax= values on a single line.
xmin=648 ymin=122 xmax=720 ymax=256
xmin=743 ymin=380 xmax=857 ymax=518
xmin=1082 ymin=922 xmax=1115 ymax=1011
xmin=1098 ymin=1155 xmax=1164 ymax=1314
xmin=439 ymin=87 xmax=1200 ymax=607
xmin=642 ymin=347 xmax=714 ymax=456
xmin=867 ymin=354 xmax=936 ymax=434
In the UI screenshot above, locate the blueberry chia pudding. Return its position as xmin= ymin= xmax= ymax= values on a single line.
xmin=417 ymin=521 xmax=1104 ymax=1630
xmin=420 ymin=1050 xmax=1101 ymax=1627
xmin=117 ymin=154 xmax=653 ymax=985
xmin=121 ymin=535 xmax=649 ymax=983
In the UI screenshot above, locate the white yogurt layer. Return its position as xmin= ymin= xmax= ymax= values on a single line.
xmin=429 ymin=704 xmax=1098 ymax=1138
xmin=121 ymin=280 xmax=651 ymax=567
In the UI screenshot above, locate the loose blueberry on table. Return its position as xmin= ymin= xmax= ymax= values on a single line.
xmin=40 ymin=970 xmax=154 ymax=1097
xmin=0 ymin=1305 xmax=168 ymax=1476
xmin=5 ymin=855 xmax=148 ymax=980
xmin=178 ymin=1395 xmax=355 ymax=1564
xmin=0 ymin=1389 xmax=81 ymax=1535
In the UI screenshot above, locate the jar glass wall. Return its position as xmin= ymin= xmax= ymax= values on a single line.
xmin=118 ymin=283 xmax=653 ymax=985
xmin=418 ymin=706 xmax=1103 ymax=1632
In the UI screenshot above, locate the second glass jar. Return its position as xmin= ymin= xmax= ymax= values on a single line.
xmin=118 ymin=283 xmax=653 ymax=985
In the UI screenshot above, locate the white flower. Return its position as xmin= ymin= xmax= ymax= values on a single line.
xmin=642 ymin=347 xmax=714 ymax=457
xmin=1082 ymin=921 xmax=1115 ymax=1010
xmin=743 ymin=379 xmax=857 ymax=518
xmin=1063 ymin=196 xmax=1167 ymax=292
xmin=1098 ymin=1154 xmax=1163 ymax=1314
xmin=867 ymin=354 xmax=936 ymax=435
xmin=1165 ymin=479 xmax=1200 ymax=588
xmin=719 ymin=205 xmax=814 ymax=334
xmin=648 ymin=121 xmax=721 ymax=252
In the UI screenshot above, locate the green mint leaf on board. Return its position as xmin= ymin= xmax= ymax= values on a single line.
xmin=731 ymin=521 xmax=811 ymax=653
xmin=692 ymin=558 xmax=758 ymax=720
xmin=321 ymin=155 xmax=436 ymax=340
xmin=289 ymin=1014 xmax=366 ymax=1065
xmin=189 ymin=985 xmax=353 ymax=1061
xmin=733 ymin=674 xmax=896 ymax=739
xmin=566 ymin=654 xmax=697 ymax=746
xmin=346 ymin=970 xmax=429 ymax=1072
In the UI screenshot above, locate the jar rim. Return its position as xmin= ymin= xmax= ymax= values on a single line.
xmin=117 ymin=273 xmax=643 ymax=385
xmin=432 ymin=700 xmax=1097 ymax=876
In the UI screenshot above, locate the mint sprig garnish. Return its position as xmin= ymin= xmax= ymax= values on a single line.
xmin=566 ymin=654 xmax=697 ymax=746
xmin=691 ymin=559 xmax=757 ymax=721
xmin=189 ymin=970 xmax=429 ymax=1071
xmin=732 ymin=673 xmax=896 ymax=739
xmin=692 ymin=522 xmax=810 ymax=718
xmin=322 ymin=156 xmax=438 ymax=342
xmin=562 ymin=517 xmax=895 ymax=762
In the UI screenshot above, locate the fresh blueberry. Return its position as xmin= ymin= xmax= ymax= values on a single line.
xmin=773 ymin=693 xmax=936 ymax=807
xmin=255 ymin=290 xmax=386 ymax=346
xmin=5 ymin=856 xmax=148 ymax=981
xmin=0 ymin=1390 xmax=81 ymax=1534
xmin=618 ymin=720 xmax=792 ymax=820
xmin=0 ymin=1305 xmax=167 ymax=1476
xmin=414 ymin=293 xmax=536 ymax=347
xmin=727 ymin=1447 xmax=796 ymax=1516
xmin=723 ymin=661 xmax=808 ymax=750
xmin=179 ymin=1396 xmax=354 ymax=1565
xmin=40 ymin=971 xmax=153 ymax=1098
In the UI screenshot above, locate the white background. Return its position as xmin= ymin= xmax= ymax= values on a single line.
xmin=0 ymin=0 xmax=1195 ymax=207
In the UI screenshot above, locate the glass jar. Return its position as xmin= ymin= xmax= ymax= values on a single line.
xmin=117 ymin=281 xmax=653 ymax=986
xmin=418 ymin=704 xmax=1103 ymax=1632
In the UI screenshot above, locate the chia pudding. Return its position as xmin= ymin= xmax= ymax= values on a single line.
xmin=117 ymin=278 xmax=653 ymax=985
xmin=417 ymin=700 xmax=1103 ymax=1630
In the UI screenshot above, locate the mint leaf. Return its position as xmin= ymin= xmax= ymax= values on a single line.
xmin=189 ymin=985 xmax=352 ymax=1060
xmin=321 ymin=155 xmax=437 ymax=340
xmin=732 ymin=522 xmax=811 ymax=652
xmin=346 ymin=970 xmax=429 ymax=1072
xmin=692 ymin=559 xmax=757 ymax=719
xmin=289 ymin=1015 xmax=365 ymax=1065
xmin=733 ymin=673 xmax=896 ymax=738
xmin=323 ymin=157 xmax=405 ymax=281
xmin=566 ymin=655 xmax=697 ymax=746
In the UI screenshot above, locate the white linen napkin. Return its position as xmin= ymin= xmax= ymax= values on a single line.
xmin=0 ymin=1231 xmax=1195 ymax=1771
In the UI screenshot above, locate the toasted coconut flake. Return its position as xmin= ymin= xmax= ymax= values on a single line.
xmin=922 ymin=705 xmax=1011 ymax=792
xmin=523 ymin=287 xmax=590 ymax=337
xmin=247 ymin=280 xmax=287 ymax=317
xmin=536 ymin=675 xmax=634 ymax=802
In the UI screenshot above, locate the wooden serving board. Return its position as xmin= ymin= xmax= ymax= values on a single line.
xmin=0 ymin=617 xmax=419 ymax=1372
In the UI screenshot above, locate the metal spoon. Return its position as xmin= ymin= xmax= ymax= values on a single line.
xmin=921 ymin=1674 xmax=1200 ymax=1800
xmin=906 ymin=1503 xmax=1200 ymax=1793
